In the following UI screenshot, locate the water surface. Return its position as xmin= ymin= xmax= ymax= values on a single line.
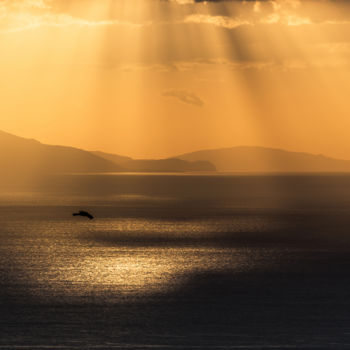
xmin=1 ymin=174 xmax=350 ymax=349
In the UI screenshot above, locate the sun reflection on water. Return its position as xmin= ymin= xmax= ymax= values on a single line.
xmin=1 ymin=216 xmax=277 ymax=301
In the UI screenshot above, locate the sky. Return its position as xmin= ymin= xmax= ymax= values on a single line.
xmin=1 ymin=0 xmax=350 ymax=159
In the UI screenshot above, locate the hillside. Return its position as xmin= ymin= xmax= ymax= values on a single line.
xmin=0 ymin=130 xmax=122 ymax=178
xmin=0 ymin=130 xmax=216 ymax=178
xmin=92 ymin=151 xmax=216 ymax=172
xmin=176 ymin=146 xmax=350 ymax=173
xmin=121 ymin=158 xmax=216 ymax=172
xmin=91 ymin=151 xmax=132 ymax=165
xmin=4 ymin=129 xmax=350 ymax=176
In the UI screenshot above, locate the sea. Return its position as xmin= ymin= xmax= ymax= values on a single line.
xmin=1 ymin=173 xmax=350 ymax=349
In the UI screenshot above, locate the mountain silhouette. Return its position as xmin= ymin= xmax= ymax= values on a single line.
xmin=3 ymin=130 xmax=350 ymax=176
xmin=92 ymin=151 xmax=216 ymax=172
xmin=120 ymin=158 xmax=215 ymax=172
xmin=176 ymin=146 xmax=350 ymax=173
xmin=91 ymin=151 xmax=132 ymax=165
xmin=0 ymin=130 xmax=215 ymax=178
xmin=0 ymin=130 xmax=122 ymax=178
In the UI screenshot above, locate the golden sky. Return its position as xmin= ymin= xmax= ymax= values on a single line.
xmin=1 ymin=0 xmax=350 ymax=159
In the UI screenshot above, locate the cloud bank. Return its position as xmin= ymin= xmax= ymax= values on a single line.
xmin=0 ymin=0 xmax=145 ymax=33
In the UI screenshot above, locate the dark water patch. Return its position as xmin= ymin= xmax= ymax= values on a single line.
xmin=3 ymin=252 xmax=350 ymax=348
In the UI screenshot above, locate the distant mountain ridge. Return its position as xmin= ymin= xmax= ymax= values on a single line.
xmin=0 ymin=130 xmax=215 ymax=177
xmin=3 ymin=129 xmax=350 ymax=176
xmin=91 ymin=151 xmax=132 ymax=165
xmin=119 ymin=158 xmax=216 ymax=172
xmin=176 ymin=146 xmax=350 ymax=173
xmin=91 ymin=150 xmax=216 ymax=172
xmin=0 ymin=130 xmax=122 ymax=178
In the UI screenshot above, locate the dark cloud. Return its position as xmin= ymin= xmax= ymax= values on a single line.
xmin=162 ymin=90 xmax=204 ymax=107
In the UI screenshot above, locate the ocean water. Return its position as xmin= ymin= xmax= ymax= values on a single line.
xmin=2 ymin=174 xmax=350 ymax=349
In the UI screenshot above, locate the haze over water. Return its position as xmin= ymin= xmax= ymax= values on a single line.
xmin=1 ymin=174 xmax=350 ymax=349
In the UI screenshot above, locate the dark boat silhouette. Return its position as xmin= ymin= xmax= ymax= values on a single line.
xmin=72 ymin=210 xmax=94 ymax=220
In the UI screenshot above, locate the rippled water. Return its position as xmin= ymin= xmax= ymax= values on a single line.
xmin=2 ymin=174 xmax=350 ymax=349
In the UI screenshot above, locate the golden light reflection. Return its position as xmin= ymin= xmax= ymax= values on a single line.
xmin=17 ymin=217 xmax=281 ymax=299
